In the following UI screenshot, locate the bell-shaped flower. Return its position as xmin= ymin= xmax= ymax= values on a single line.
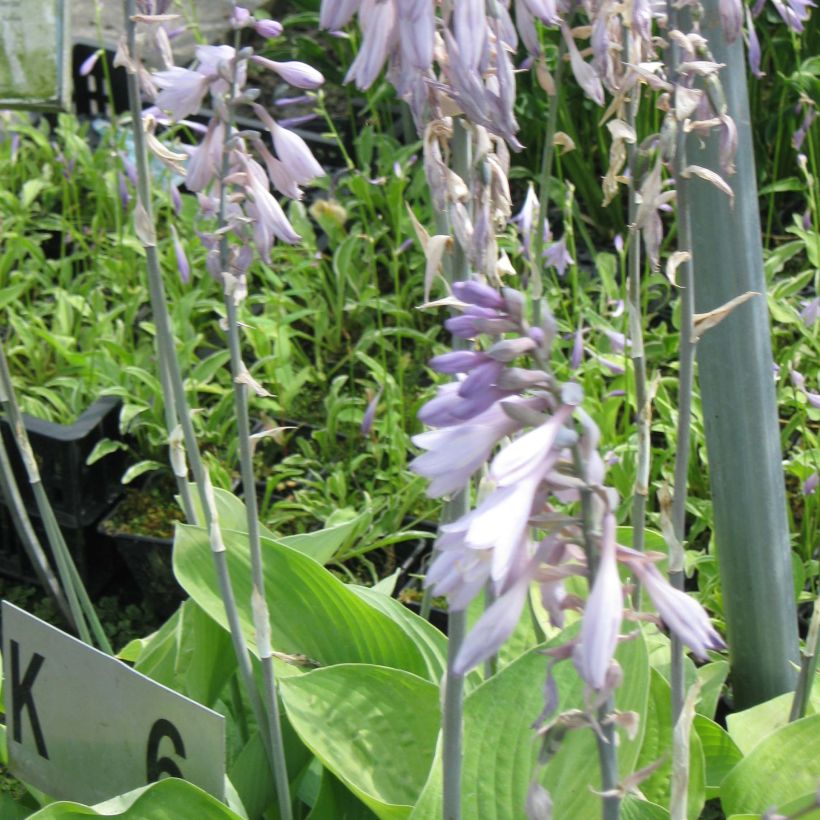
xmin=253 ymin=105 xmax=324 ymax=186
xmin=410 ymin=399 xmax=522 ymax=497
xmin=624 ymin=553 xmax=725 ymax=659
xmin=345 ymin=0 xmax=398 ymax=90
xmin=573 ymin=513 xmax=623 ymax=691
xmin=319 ymin=0 xmax=361 ymax=30
xmin=154 ymin=66 xmax=211 ymax=120
xmin=185 ymin=119 xmax=224 ymax=192
xmin=397 ymin=0 xmax=434 ymax=72
xmin=242 ymin=157 xmax=301 ymax=257
xmin=453 ymin=575 xmax=532 ymax=674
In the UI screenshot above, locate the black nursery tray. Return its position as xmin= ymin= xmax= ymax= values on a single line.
xmin=0 ymin=395 xmax=124 ymax=529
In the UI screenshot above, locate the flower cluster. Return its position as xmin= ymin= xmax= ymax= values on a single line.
xmin=411 ymin=281 xmax=724 ymax=692
xmin=119 ymin=6 xmax=325 ymax=277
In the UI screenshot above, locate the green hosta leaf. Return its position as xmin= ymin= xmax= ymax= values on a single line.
xmin=0 ymin=794 xmax=32 ymax=820
xmin=727 ymin=691 xmax=818 ymax=755
xmin=281 ymin=665 xmax=439 ymax=819
xmin=635 ymin=669 xmax=706 ymax=820
xmin=21 ymin=179 xmax=48 ymax=209
xmin=693 ymin=715 xmax=742 ymax=799
xmin=349 ymin=587 xmax=447 ymax=682
xmin=413 ymin=627 xmax=649 ymax=818
xmin=721 ymin=715 xmax=820 ymax=816
xmin=173 ymin=525 xmax=437 ymax=679
xmin=279 ymin=509 xmax=371 ymax=564
xmin=26 ymin=779 xmax=243 ymax=819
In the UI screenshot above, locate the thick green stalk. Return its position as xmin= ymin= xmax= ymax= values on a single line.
xmin=666 ymin=3 xmax=696 ymax=723
xmin=123 ymin=0 xmax=273 ymax=769
xmin=217 ymin=36 xmax=292 ymax=819
xmin=687 ymin=0 xmax=799 ymax=706
xmin=441 ymin=118 xmax=473 ymax=820
xmin=626 ymin=86 xmax=648 ymax=612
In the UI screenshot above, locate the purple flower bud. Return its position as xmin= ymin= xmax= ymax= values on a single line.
xmin=790 ymin=369 xmax=806 ymax=389
xmin=453 ymin=280 xmax=506 ymax=310
xmin=251 ymin=56 xmax=324 ymax=89
xmin=807 ymin=391 xmax=820 ymax=409
xmin=118 ymin=172 xmax=130 ymax=210
xmin=487 ymin=336 xmax=537 ymax=362
xmin=574 ymin=513 xmax=622 ymax=691
xmin=170 ymin=182 xmax=182 ymax=215
xmin=744 ymin=7 xmax=763 ymax=78
xmin=231 ymin=5 xmax=253 ymax=27
xmin=804 ymin=472 xmax=819 ymax=495
xmin=800 ymin=297 xmax=819 ymax=327
xmin=719 ymin=0 xmax=742 ymax=42
xmin=170 ymin=225 xmax=190 ymax=284
xmin=429 ymin=350 xmax=488 ymax=374
xmin=79 ymin=50 xmax=102 ymax=77
xmin=614 ymin=234 xmax=624 ymax=254
xmin=255 ymin=19 xmax=284 ymax=38
xmin=360 ymin=387 xmax=382 ymax=435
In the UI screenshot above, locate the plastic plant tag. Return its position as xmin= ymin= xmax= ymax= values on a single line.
xmin=2 ymin=602 xmax=225 ymax=804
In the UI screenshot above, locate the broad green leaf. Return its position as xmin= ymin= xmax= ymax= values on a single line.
xmin=635 ymin=669 xmax=706 ymax=820
xmin=726 ymin=691 xmax=817 ymax=755
xmin=349 ymin=587 xmax=447 ymax=682
xmin=26 ymin=779 xmax=242 ymax=819
xmin=721 ymin=715 xmax=820 ymax=816
xmin=693 ymin=714 xmax=742 ymax=799
xmin=279 ymin=509 xmax=371 ymax=564
xmin=281 ymin=664 xmax=440 ymax=819
xmin=174 ymin=525 xmax=436 ymax=679
xmin=413 ymin=627 xmax=649 ymax=819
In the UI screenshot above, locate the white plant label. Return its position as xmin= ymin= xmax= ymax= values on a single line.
xmin=2 ymin=601 xmax=225 ymax=803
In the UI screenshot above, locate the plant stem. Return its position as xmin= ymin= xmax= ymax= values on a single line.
xmin=0 ymin=431 xmax=71 ymax=623
xmin=667 ymin=1 xmax=695 ymax=727
xmin=217 ymin=36 xmax=292 ymax=820
xmin=789 ymin=599 xmax=819 ymax=722
xmin=123 ymin=0 xmax=273 ymax=774
xmin=0 ymin=343 xmax=111 ymax=653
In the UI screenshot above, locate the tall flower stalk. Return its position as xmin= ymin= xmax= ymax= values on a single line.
xmin=118 ymin=3 xmax=325 ymax=808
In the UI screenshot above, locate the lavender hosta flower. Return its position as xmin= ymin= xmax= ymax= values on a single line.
xmin=344 ymin=0 xmax=398 ymax=90
xmin=624 ymin=552 xmax=725 ymax=658
xmin=453 ymin=574 xmax=533 ymax=674
xmin=396 ymin=0 xmax=434 ymax=72
xmin=544 ymin=236 xmax=573 ymax=277
xmin=744 ymin=7 xmax=764 ymax=78
xmin=153 ymin=66 xmax=211 ymax=121
xmin=804 ymin=473 xmax=819 ymax=496
xmin=253 ymin=105 xmax=324 ymax=186
xmin=410 ymin=398 xmax=529 ymax=496
xmin=453 ymin=279 xmax=507 ymax=311
xmin=256 ymin=142 xmax=302 ymax=199
xmin=319 ymin=0 xmax=360 ymax=30
xmin=719 ymin=0 xmax=743 ymax=41
xmin=251 ymin=56 xmax=324 ymax=90
xmin=573 ymin=513 xmax=622 ymax=691
xmin=512 ymin=182 xmax=539 ymax=260
xmin=255 ymin=18 xmax=284 ymax=38
xmin=571 ymin=324 xmax=585 ymax=370
xmin=561 ymin=24 xmax=604 ymax=107
xmin=185 ymin=119 xmax=224 ymax=192
xmin=425 ymin=530 xmax=493 ymax=611
xmin=454 ymin=0 xmax=488 ymax=72
xmin=242 ymin=156 xmax=301 ymax=256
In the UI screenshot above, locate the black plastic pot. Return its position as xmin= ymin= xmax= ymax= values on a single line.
xmin=0 ymin=503 xmax=114 ymax=594
xmin=96 ymin=476 xmax=186 ymax=619
xmin=0 ymin=395 xmax=124 ymax=529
